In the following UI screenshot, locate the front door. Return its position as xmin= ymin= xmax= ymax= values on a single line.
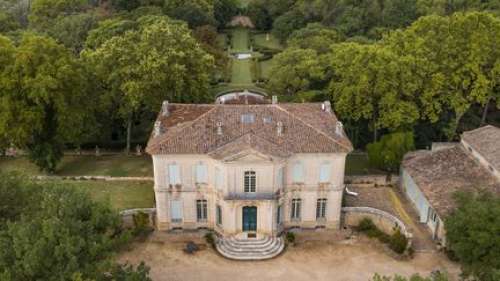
xmin=242 ymin=206 xmax=257 ymax=232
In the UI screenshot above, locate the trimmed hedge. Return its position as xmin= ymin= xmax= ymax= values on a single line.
xmin=356 ymin=217 xmax=408 ymax=254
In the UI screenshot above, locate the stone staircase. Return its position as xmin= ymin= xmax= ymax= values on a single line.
xmin=216 ymin=235 xmax=285 ymax=260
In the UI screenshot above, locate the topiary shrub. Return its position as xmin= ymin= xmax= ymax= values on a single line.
xmin=285 ymin=232 xmax=296 ymax=245
xmin=204 ymin=232 xmax=215 ymax=248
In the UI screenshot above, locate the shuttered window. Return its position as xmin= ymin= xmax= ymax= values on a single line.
xmin=291 ymin=199 xmax=301 ymax=220
xmin=195 ymin=163 xmax=208 ymax=183
xmin=171 ymin=200 xmax=183 ymax=223
xmin=196 ymin=200 xmax=208 ymax=222
xmin=168 ymin=164 xmax=180 ymax=185
xmin=244 ymin=171 xmax=256 ymax=192
xmin=319 ymin=162 xmax=331 ymax=183
xmin=292 ymin=162 xmax=304 ymax=183
xmin=316 ymin=198 xmax=327 ymax=219
xmin=277 ymin=167 xmax=284 ymax=188
xmin=215 ymin=167 xmax=223 ymax=190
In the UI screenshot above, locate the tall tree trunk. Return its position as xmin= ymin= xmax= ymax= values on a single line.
xmin=125 ymin=115 xmax=132 ymax=155
xmin=481 ymin=98 xmax=491 ymax=125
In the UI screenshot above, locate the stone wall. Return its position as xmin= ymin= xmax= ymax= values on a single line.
xmin=345 ymin=175 xmax=399 ymax=187
xmin=120 ymin=208 xmax=156 ymax=228
xmin=341 ymin=207 xmax=411 ymax=239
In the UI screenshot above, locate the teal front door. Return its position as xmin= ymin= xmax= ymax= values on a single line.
xmin=242 ymin=206 xmax=257 ymax=232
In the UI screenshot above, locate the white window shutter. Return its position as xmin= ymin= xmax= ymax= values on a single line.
xmin=292 ymin=162 xmax=304 ymax=183
xmin=196 ymin=163 xmax=207 ymax=183
xmin=171 ymin=200 xmax=183 ymax=220
xmin=319 ymin=162 xmax=331 ymax=183
xmin=215 ymin=167 xmax=223 ymax=190
xmin=169 ymin=164 xmax=180 ymax=185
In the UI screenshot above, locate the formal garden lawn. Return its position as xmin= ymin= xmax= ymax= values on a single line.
xmin=230 ymin=28 xmax=250 ymax=52
xmin=231 ymin=58 xmax=253 ymax=85
xmin=0 ymin=155 xmax=153 ymax=177
xmin=43 ymin=180 xmax=155 ymax=210
xmin=252 ymin=33 xmax=283 ymax=50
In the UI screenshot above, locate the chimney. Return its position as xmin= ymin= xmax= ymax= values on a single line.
xmin=216 ymin=121 xmax=223 ymax=135
xmin=272 ymin=96 xmax=278 ymax=104
xmin=277 ymin=121 xmax=283 ymax=137
xmin=335 ymin=121 xmax=343 ymax=136
xmin=162 ymin=101 xmax=170 ymax=117
xmin=153 ymin=121 xmax=162 ymax=137
xmin=322 ymin=101 xmax=331 ymax=113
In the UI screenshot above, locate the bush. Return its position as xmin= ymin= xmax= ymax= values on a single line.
xmin=285 ymin=232 xmax=296 ymax=244
xmin=204 ymin=232 xmax=215 ymax=247
xmin=388 ymin=229 xmax=408 ymax=254
xmin=132 ymin=211 xmax=153 ymax=237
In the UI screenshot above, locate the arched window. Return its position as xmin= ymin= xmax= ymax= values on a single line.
xmin=244 ymin=171 xmax=256 ymax=192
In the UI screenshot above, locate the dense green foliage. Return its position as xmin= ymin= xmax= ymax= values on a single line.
xmin=367 ymin=132 xmax=415 ymax=172
xmin=0 ymin=173 xmax=150 ymax=281
xmin=445 ymin=192 xmax=500 ymax=281
xmin=0 ymin=33 xmax=95 ymax=172
xmin=356 ymin=218 xmax=409 ymax=254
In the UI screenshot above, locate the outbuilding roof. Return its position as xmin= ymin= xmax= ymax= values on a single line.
xmin=146 ymin=102 xmax=353 ymax=157
xmin=402 ymin=145 xmax=500 ymax=217
xmin=462 ymin=125 xmax=500 ymax=172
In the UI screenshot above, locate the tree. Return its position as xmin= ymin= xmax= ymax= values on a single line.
xmin=47 ymin=12 xmax=98 ymax=53
xmin=29 ymin=0 xmax=87 ymax=30
xmin=383 ymin=12 xmax=500 ymax=139
xmin=247 ymin=0 xmax=273 ymax=30
xmin=445 ymin=192 xmax=500 ymax=281
xmin=328 ymin=43 xmax=420 ymax=140
xmin=272 ymin=9 xmax=307 ymax=42
xmin=287 ymin=23 xmax=344 ymax=54
xmin=268 ymin=48 xmax=326 ymax=96
xmin=163 ymin=0 xmax=216 ymax=28
xmin=214 ymin=0 xmax=239 ymax=28
xmin=0 ymin=10 xmax=20 ymax=32
xmin=0 ymin=173 xmax=150 ymax=281
xmin=83 ymin=16 xmax=213 ymax=154
xmin=366 ymin=131 xmax=415 ymax=173
xmin=0 ymin=33 xmax=95 ymax=172
xmin=85 ymin=18 xmax=139 ymax=49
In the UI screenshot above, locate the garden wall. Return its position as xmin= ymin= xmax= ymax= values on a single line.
xmin=120 ymin=208 xmax=156 ymax=228
xmin=341 ymin=207 xmax=411 ymax=239
xmin=345 ymin=175 xmax=399 ymax=187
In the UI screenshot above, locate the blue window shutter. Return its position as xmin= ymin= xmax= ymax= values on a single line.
xmin=319 ymin=162 xmax=331 ymax=183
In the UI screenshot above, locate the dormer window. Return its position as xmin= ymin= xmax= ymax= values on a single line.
xmin=241 ymin=114 xmax=255 ymax=124
xmin=244 ymin=171 xmax=256 ymax=192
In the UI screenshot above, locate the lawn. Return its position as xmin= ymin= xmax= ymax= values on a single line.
xmin=230 ymin=58 xmax=253 ymax=85
xmin=259 ymin=58 xmax=274 ymax=80
xmin=51 ymin=180 xmax=155 ymax=210
xmin=230 ymin=28 xmax=250 ymax=52
xmin=252 ymin=33 xmax=283 ymax=50
xmin=0 ymin=155 xmax=153 ymax=177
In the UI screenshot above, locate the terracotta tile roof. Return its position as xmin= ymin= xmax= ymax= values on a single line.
xmin=146 ymin=103 xmax=353 ymax=157
xmin=462 ymin=125 xmax=500 ymax=172
xmin=402 ymin=145 xmax=500 ymax=217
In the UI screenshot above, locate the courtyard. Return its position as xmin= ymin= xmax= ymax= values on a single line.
xmin=118 ymin=232 xmax=460 ymax=281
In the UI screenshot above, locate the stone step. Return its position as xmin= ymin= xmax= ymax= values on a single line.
xmin=215 ymin=235 xmax=285 ymax=261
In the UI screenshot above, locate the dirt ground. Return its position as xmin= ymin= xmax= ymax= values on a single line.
xmin=118 ymin=233 xmax=460 ymax=281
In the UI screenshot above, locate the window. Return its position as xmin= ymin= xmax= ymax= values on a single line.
xmin=263 ymin=116 xmax=272 ymax=124
xmin=195 ymin=162 xmax=207 ymax=183
xmin=319 ymin=162 xmax=331 ymax=183
xmin=241 ymin=114 xmax=255 ymax=123
xmin=291 ymin=199 xmax=301 ymax=220
xmin=244 ymin=171 xmax=256 ymax=192
xmin=168 ymin=164 xmax=180 ymax=185
xmin=215 ymin=167 xmax=223 ymax=190
xmin=171 ymin=200 xmax=183 ymax=223
xmin=316 ymin=198 xmax=327 ymax=219
xmin=196 ymin=200 xmax=208 ymax=222
xmin=277 ymin=205 xmax=282 ymax=225
xmin=216 ymin=205 xmax=222 ymax=226
xmin=428 ymin=207 xmax=437 ymax=222
xmin=292 ymin=162 xmax=304 ymax=183
xmin=277 ymin=167 xmax=284 ymax=188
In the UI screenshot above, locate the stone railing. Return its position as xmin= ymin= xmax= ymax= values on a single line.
xmin=120 ymin=208 xmax=156 ymax=228
xmin=341 ymin=206 xmax=411 ymax=239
